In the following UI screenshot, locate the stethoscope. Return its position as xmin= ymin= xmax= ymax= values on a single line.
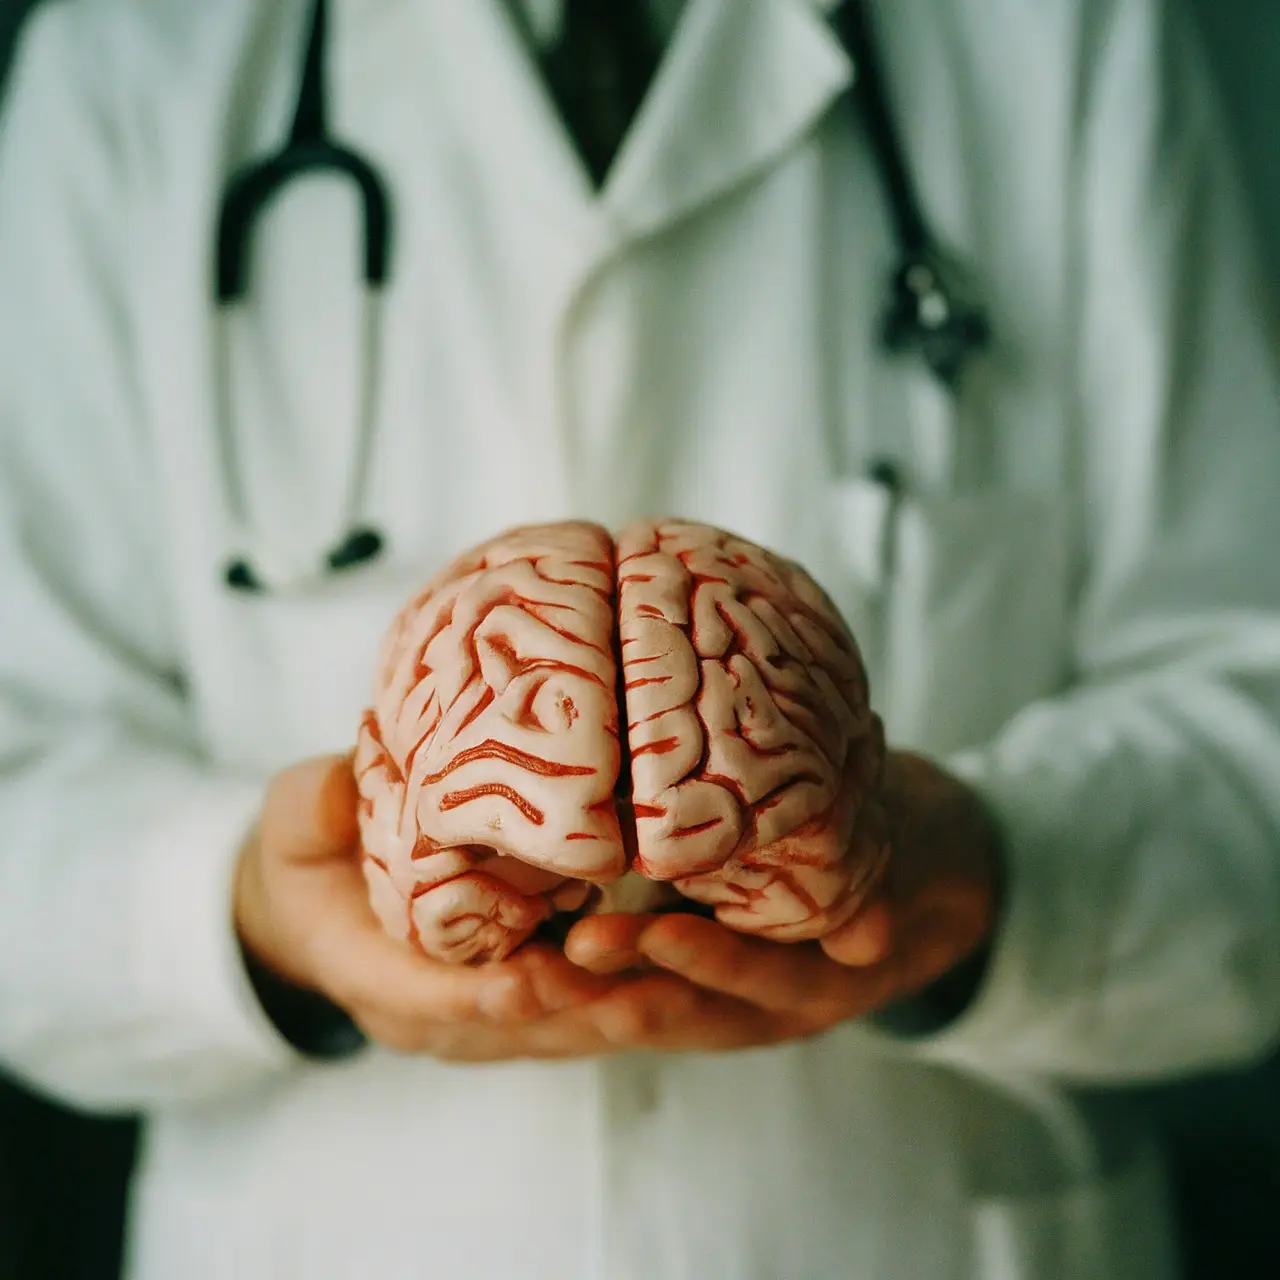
xmin=215 ymin=0 xmax=991 ymax=593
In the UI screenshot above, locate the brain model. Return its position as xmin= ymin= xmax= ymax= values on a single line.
xmin=355 ymin=520 xmax=887 ymax=964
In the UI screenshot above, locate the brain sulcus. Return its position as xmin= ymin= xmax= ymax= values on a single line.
xmin=355 ymin=520 xmax=888 ymax=964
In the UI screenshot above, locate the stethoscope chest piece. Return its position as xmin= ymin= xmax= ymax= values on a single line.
xmin=837 ymin=0 xmax=992 ymax=393
xmin=881 ymin=252 xmax=992 ymax=391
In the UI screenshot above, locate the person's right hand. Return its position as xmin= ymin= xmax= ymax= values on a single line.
xmin=233 ymin=755 xmax=634 ymax=1061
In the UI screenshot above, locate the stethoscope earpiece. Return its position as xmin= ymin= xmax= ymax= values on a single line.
xmin=224 ymin=558 xmax=263 ymax=593
xmin=223 ymin=525 xmax=386 ymax=593
xmin=326 ymin=526 xmax=385 ymax=572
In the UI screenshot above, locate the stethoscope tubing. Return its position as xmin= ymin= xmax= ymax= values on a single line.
xmin=213 ymin=0 xmax=991 ymax=594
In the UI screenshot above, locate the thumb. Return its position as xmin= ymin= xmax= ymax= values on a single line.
xmin=261 ymin=753 xmax=361 ymax=866
xmin=246 ymin=752 xmax=393 ymax=998
xmin=819 ymin=900 xmax=895 ymax=967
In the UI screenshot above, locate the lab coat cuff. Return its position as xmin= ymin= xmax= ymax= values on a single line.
xmin=867 ymin=942 xmax=996 ymax=1039
xmin=241 ymin=945 xmax=369 ymax=1061
xmin=128 ymin=776 xmax=300 ymax=1097
xmin=884 ymin=745 xmax=1100 ymax=1076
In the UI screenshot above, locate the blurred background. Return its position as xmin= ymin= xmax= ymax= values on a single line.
xmin=0 ymin=0 xmax=1277 ymax=1277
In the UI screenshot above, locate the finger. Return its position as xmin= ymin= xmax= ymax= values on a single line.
xmin=585 ymin=972 xmax=789 ymax=1052
xmin=354 ymin=1011 xmax=544 ymax=1061
xmin=563 ymin=913 xmax=656 ymax=974
xmin=848 ymin=881 xmax=995 ymax=1007
xmin=514 ymin=1005 xmax=628 ymax=1060
xmin=635 ymin=915 xmax=871 ymax=1022
xmin=512 ymin=942 xmax=631 ymax=1011
xmin=428 ymin=999 xmax=638 ymax=1063
xmin=311 ymin=921 xmax=543 ymax=1026
xmin=819 ymin=900 xmax=896 ymax=967
xmin=263 ymin=765 xmax=618 ymax=1028
xmin=890 ymin=901 xmax=984 ymax=997
xmin=369 ymin=973 xmax=805 ymax=1061
xmin=261 ymin=764 xmax=581 ymax=1024
xmin=364 ymin=987 xmax=630 ymax=1062
xmin=321 ymin=920 xmax=630 ymax=1031
xmin=262 ymin=754 xmax=360 ymax=864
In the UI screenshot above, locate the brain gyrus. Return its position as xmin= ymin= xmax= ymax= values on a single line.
xmin=355 ymin=520 xmax=887 ymax=964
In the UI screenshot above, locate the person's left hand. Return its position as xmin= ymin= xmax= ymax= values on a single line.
xmin=562 ymin=750 xmax=1004 ymax=1050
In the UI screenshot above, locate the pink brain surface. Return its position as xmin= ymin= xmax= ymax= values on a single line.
xmin=355 ymin=519 xmax=888 ymax=964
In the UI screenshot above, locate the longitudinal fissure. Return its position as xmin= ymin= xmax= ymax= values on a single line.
xmin=609 ymin=537 xmax=640 ymax=866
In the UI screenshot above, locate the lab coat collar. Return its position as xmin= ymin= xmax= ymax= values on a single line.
xmin=374 ymin=0 xmax=853 ymax=251
xmin=600 ymin=0 xmax=854 ymax=240
xmin=513 ymin=0 xmax=842 ymax=55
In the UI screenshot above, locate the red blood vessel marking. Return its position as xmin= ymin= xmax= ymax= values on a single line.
xmin=358 ymin=710 xmax=402 ymax=784
xmin=424 ymin=739 xmax=596 ymax=783
xmin=630 ymin=736 xmax=681 ymax=757
xmin=625 ymin=675 xmax=670 ymax=691
xmin=456 ymin=686 xmax=496 ymax=734
xmin=439 ymin=783 xmax=545 ymax=826
xmin=626 ymin=652 xmax=669 ymax=667
xmin=673 ymin=818 xmax=723 ymax=838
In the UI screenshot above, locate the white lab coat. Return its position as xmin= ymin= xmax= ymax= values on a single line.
xmin=1 ymin=0 xmax=1279 ymax=1276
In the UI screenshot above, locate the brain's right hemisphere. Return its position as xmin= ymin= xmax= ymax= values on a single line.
xmin=355 ymin=520 xmax=887 ymax=964
xmin=616 ymin=521 xmax=887 ymax=940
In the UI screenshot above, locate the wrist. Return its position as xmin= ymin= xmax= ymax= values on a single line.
xmin=232 ymin=831 xmax=367 ymax=1061
xmin=870 ymin=751 xmax=1008 ymax=1037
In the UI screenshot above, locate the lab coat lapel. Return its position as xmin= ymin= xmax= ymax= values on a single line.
xmin=551 ymin=0 xmax=855 ymax=521
xmin=331 ymin=0 xmax=856 ymax=535
xmin=396 ymin=0 xmax=853 ymax=243
xmin=601 ymin=0 xmax=853 ymax=240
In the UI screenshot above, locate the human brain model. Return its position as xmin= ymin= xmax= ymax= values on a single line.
xmin=355 ymin=520 xmax=888 ymax=964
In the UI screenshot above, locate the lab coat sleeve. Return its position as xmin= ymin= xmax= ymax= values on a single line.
xmin=0 ymin=6 xmax=296 ymax=1111
xmin=917 ymin=0 xmax=1280 ymax=1083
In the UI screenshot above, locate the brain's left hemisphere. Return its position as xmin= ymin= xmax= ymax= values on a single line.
xmin=354 ymin=522 xmax=628 ymax=963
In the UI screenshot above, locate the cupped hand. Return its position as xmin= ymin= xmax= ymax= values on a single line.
xmin=234 ymin=755 xmax=632 ymax=1061
xmin=234 ymin=749 xmax=1001 ymax=1062
xmin=562 ymin=748 xmax=1003 ymax=1049
xmin=816 ymin=749 xmax=1001 ymax=986
xmin=563 ymin=912 xmax=893 ymax=1049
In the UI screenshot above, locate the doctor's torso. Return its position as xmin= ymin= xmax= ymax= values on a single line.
xmin=86 ymin=1 xmax=1166 ymax=1276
